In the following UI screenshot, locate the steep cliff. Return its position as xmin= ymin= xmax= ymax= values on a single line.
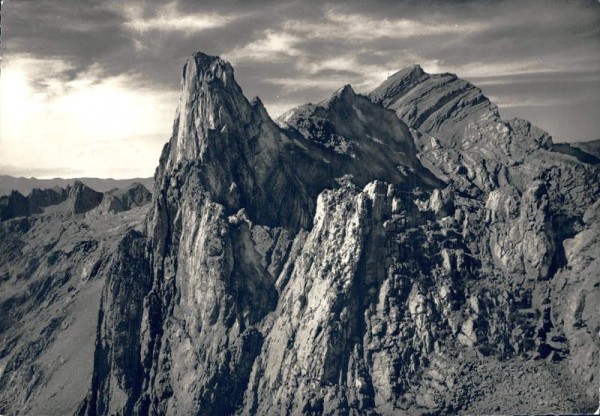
xmin=1 ymin=53 xmax=598 ymax=415
xmin=136 ymin=52 xmax=442 ymax=415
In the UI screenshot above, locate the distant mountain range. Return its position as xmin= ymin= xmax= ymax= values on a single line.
xmin=0 ymin=175 xmax=154 ymax=197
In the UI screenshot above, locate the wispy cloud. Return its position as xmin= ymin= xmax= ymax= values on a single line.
xmin=284 ymin=9 xmax=485 ymax=41
xmin=120 ymin=2 xmax=239 ymax=34
xmin=264 ymin=77 xmax=349 ymax=93
xmin=468 ymin=71 xmax=600 ymax=87
xmin=450 ymin=57 xmax=600 ymax=79
xmin=224 ymin=30 xmax=303 ymax=63
xmin=303 ymin=52 xmax=444 ymax=91
xmin=489 ymin=96 xmax=584 ymax=108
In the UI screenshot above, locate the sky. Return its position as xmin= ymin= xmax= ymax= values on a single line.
xmin=1 ymin=0 xmax=599 ymax=179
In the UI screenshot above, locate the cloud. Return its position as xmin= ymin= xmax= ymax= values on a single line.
xmin=0 ymin=164 xmax=86 ymax=179
xmin=469 ymin=71 xmax=600 ymax=87
xmin=224 ymin=30 xmax=304 ymax=63
xmin=264 ymin=77 xmax=350 ymax=94
xmin=481 ymin=75 xmax=600 ymax=109
xmin=451 ymin=56 xmax=600 ymax=79
xmin=284 ymin=9 xmax=485 ymax=41
xmin=120 ymin=1 xmax=240 ymax=34
xmin=490 ymin=97 xmax=580 ymax=109
xmin=0 ymin=55 xmax=177 ymax=178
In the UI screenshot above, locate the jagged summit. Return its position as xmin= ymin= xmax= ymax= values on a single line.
xmin=0 ymin=190 xmax=29 ymax=221
xmin=66 ymin=180 xmax=103 ymax=215
xmin=370 ymin=65 xmax=499 ymax=145
xmin=0 ymin=180 xmax=152 ymax=222
xmin=320 ymin=83 xmax=356 ymax=107
xmin=184 ymin=52 xmax=235 ymax=86
xmin=249 ymin=95 xmax=264 ymax=108
xmin=168 ymin=52 xmax=251 ymax=167
xmin=151 ymin=52 xmax=442 ymax=233
xmin=370 ymin=64 xmax=428 ymax=105
xmin=96 ymin=182 xmax=152 ymax=215
xmin=388 ymin=63 xmax=427 ymax=82
xmin=368 ymin=64 xmax=600 ymax=195
xmin=249 ymin=96 xmax=271 ymax=119
xmin=152 ymin=51 xmax=315 ymax=230
xmin=277 ymin=82 xmax=442 ymax=191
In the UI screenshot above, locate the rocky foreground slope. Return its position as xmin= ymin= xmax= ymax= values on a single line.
xmin=0 ymin=53 xmax=598 ymax=415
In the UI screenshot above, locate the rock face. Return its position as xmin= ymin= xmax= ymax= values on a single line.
xmin=571 ymin=138 xmax=600 ymax=159
xmin=154 ymin=54 xmax=312 ymax=231
xmin=28 ymin=187 xmax=69 ymax=212
xmin=0 ymin=202 xmax=150 ymax=415
xmin=0 ymin=190 xmax=31 ymax=221
xmin=0 ymin=186 xmax=72 ymax=221
xmin=369 ymin=65 xmax=500 ymax=146
xmin=68 ymin=181 xmax=104 ymax=215
xmin=96 ymin=183 xmax=152 ymax=214
xmin=0 ymin=181 xmax=152 ymax=222
xmin=1 ymin=52 xmax=598 ymax=415
xmin=277 ymin=84 xmax=442 ymax=191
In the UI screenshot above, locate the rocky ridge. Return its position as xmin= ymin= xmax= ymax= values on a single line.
xmin=96 ymin=183 xmax=152 ymax=215
xmin=0 ymin=175 xmax=155 ymax=198
xmin=0 ymin=53 xmax=598 ymax=415
xmin=0 ymin=181 xmax=152 ymax=221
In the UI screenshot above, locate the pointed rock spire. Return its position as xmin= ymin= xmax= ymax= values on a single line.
xmin=168 ymin=52 xmax=254 ymax=168
xmin=321 ymin=84 xmax=356 ymax=108
xmin=67 ymin=180 xmax=103 ymax=214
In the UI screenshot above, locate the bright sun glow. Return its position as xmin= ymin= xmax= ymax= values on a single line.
xmin=0 ymin=55 xmax=178 ymax=178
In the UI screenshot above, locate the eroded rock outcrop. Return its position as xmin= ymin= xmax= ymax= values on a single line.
xmin=96 ymin=183 xmax=152 ymax=215
xmin=133 ymin=54 xmax=447 ymax=413
xmin=0 ymin=181 xmax=152 ymax=222
xmin=277 ymin=84 xmax=442 ymax=191
xmin=28 ymin=187 xmax=69 ymax=212
xmin=68 ymin=181 xmax=104 ymax=215
xmin=0 ymin=190 xmax=30 ymax=221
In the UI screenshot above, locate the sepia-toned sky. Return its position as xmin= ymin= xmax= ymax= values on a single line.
xmin=1 ymin=0 xmax=599 ymax=178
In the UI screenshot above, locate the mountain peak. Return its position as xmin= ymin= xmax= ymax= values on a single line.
xmin=5 ymin=49 xmax=600 ymax=416
xmin=168 ymin=52 xmax=251 ymax=167
xmin=250 ymin=96 xmax=264 ymax=107
xmin=67 ymin=181 xmax=103 ymax=214
xmin=370 ymin=64 xmax=430 ymax=106
xmin=185 ymin=52 xmax=234 ymax=86
xmin=335 ymin=84 xmax=355 ymax=97
xmin=390 ymin=64 xmax=425 ymax=80
xmin=153 ymin=51 xmax=316 ymax=230
xmin=369 ymin=65 xmax=499 ymax=144
xmin=321 ymin=84 xmax=356 ymax=107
